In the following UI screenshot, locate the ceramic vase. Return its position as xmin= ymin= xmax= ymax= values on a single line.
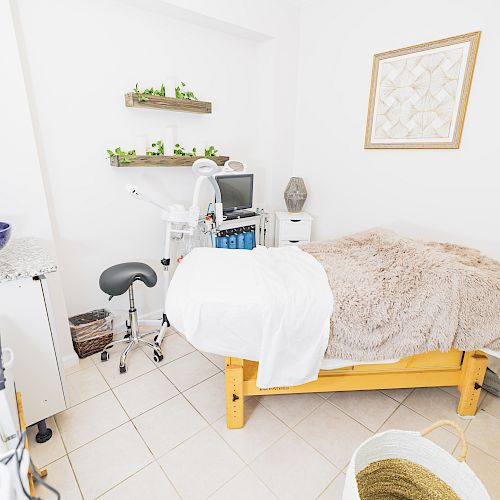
xmin=284 ymin=177 xmax=307 ymax=213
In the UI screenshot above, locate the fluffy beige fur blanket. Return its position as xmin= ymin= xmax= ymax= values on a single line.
xmin=301 ymin=229 xmax=500 ymax=360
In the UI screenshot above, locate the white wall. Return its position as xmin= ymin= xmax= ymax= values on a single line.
xmin=1 ymin=0 xmax=78 ymax=369
xmin=12 ymin=0 xmax=300 ymax=316
xmin=294 ymin=0 xmax=500 ymax=259
xmin=0 ymin=0 xmax=52 ymax=240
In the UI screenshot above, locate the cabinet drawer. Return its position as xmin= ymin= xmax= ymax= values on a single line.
xmin=279 ymin=220 xmax=311 ymax=240
xmin=279 ymin=239 xmax=307 ymax=247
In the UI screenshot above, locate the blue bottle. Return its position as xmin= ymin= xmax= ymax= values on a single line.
xmin=228 ymin=230 xmax=237 ymax=249
xmin=219 ymin=232 xmax=229 ymax=248
xmin=244 ymin=227 xmax=254 ymax=250
xmin=237 ymin=229 xmax=245 ymax=249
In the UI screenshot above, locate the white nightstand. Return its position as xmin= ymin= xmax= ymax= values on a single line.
xmin=275 ymin=212 xmax=312 ymax=247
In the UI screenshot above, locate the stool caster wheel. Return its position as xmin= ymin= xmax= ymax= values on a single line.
xmin=124 ymin=333 xmax=131 ymax=339
xmin=101 ymin=351 xmax=109 ymax=362
xmin=119 ymin=365 xmax=127 ymax=374
xmin=153 ymin=351 xmax=163 ymax=363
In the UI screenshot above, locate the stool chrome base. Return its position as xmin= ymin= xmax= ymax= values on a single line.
xmin=100 ymin=284 xmax=164 ymax=373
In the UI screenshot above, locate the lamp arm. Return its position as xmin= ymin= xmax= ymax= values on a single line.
xmin=207 ymin=176 xmax=222 ymax=204
xmin=190 ymin=176 xmax=223 ymax=227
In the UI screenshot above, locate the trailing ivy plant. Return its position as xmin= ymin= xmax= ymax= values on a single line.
xmin=173 ymin=143 xmax=195 ymax=156
xmin=175 ymin=82 xmax=198 ymax=101
xmin=107 ymin=147 xmax=136 ymax=164
xmin=132 ymin=83 xmax=166 ymax=102
xmin=174 ymin=143 xmax=219 ymax=157
xmin=146 ymin=140 xmax=165 ymax=156
xmin=204 ymin=145 xmax=218 ymax=157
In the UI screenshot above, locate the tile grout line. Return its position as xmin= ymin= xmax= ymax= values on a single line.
xmin=198 ymin=350 xmax=226 ymax=371
xmin=315 ymin=468 xmax=345 ymax=499
xmin=210 ymin=399 xmax=286 ymax=466
xmin=207 ymin=461 xmax=278 ymax=500
xmin=321 ymin=397 xmax=378 ymax=434
xmin=153 ymin=424 xmax=224 ymax=499
xmin=153 ymin=459 xmax=184 ymax=500
xmin=160 ymin=366 xmax=222 ymax=394
xmin=372 ymin=400 xmax=404 ymax=434
xmin=59 ymin=392 xmax=130 ymax=455
xmin=257 ymin=393 xmax=324 ymax=430
xmin=54 ymin=347 xmax=223 ymax=494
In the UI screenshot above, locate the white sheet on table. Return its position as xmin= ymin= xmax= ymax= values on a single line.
xmin=165 ymin=245 xmax=334 ymax=388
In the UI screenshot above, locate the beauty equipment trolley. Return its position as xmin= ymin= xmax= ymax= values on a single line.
xmin=224 ymin=349 xmax=488 ymax=428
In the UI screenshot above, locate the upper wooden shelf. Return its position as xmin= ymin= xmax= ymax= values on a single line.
xmin=110 ymin=155 xmax=229 ymax=167
xmin=124 ymin=93 xmax=212 ymax=113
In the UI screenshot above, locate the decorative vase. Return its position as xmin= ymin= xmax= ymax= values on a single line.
xmin=284 ymin=177 xmax=307 ymax=213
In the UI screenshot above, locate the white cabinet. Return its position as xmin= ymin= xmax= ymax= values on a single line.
xmin=275 ymin=212 xmax=312 ymax=247
xmin=0 ymin=276 xmax=67 ymax=426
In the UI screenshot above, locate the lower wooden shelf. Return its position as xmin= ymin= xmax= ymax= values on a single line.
xmin=110 ymin=155 xmax=229 ymax=167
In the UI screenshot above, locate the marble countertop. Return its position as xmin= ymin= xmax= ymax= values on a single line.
xmin=0 ymin=238 xmax=57 ymax=283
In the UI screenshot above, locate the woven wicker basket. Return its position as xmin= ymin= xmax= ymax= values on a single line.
xmin=344 ymin=420 xmax=490 ymax=500
xmin=69 ymin=309 xmax=113 ymax=358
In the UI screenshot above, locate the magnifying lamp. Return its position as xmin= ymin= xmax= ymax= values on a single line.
xmin=191 ymin=158 xmax=223 ymax=227
xmin=223 ymin=159 xmax=246 ymax=173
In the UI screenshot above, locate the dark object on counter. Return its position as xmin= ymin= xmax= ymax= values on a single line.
xmin=0 ymin=222 xmax=12 ymax=250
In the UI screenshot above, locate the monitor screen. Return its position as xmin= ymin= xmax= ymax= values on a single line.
xmin=216 ymin=174 xmax=253 ymax=212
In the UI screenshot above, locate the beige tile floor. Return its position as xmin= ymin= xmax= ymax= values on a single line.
xmin=30 ymin=331 xmax=500 ymax=499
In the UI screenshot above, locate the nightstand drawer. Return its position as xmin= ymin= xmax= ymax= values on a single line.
xmin=279 ymin=220 xmax=312 ymax=241
xmin=279 ymin=239 xmax=307 ymax=247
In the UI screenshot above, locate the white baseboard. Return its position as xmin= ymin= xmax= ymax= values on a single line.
xmin=62 ymin=351 xmax=80 ymax=372
xmin=139 ymin=309 xmax=164 ymax=321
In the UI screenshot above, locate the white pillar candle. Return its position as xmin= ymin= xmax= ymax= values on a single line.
xmin=133 ymin=134 xmax=148 ymax=155
xmin=194 ymin=140 xmax=207 ymax=158
xmin=165 ymin=78 xmax=177 ymax=98
xmin=163 ymin=126 xmax=176 ymax=156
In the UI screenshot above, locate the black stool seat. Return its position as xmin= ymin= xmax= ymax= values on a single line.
xmin=99 ymin=262 xmax=157 ymax=297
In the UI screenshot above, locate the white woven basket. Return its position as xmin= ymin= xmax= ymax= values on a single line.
xmin=343 ymin=419 xmax=490 ymax=500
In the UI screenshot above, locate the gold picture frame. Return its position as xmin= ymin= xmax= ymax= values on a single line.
xmin=365 ymin=32 xmax=481 ymax=149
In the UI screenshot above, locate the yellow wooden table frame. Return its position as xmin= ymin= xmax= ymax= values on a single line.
xmin=225 ymin=349 xmax=488 ymax=428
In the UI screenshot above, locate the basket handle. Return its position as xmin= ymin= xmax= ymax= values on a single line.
xmin=421 ymin=419 xmax=467 ymax=462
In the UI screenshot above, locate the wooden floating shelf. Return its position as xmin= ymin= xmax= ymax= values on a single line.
xmin=124 ymin=93 xmax=212 ymax=113
xmin=110 ymin=155 xmax=229 ymax=167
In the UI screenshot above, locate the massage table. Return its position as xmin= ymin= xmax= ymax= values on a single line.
xmin=165 ymin=245 xmax=493 ymax=429
xmin=224 ymin=350 xmax=488 ymax=428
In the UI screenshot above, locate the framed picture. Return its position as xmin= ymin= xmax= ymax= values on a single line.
xmin=365 ymin=32 xmax=480 ymax=149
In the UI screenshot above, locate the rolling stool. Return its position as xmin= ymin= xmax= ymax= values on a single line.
xmin=99 ymin=262 xmax=163 ymax=373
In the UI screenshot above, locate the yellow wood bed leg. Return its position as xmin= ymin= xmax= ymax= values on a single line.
xmin=17 ymin=393 xmax=47 ymax=495
xmin=457 ymin=351 xmax=488 ymax=417
xmin=225 ymin=357 xmax=244 ymax=429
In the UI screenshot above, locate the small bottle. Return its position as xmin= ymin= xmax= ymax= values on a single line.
xmin=219 ymin=231 xmax=229 ymax=249
xmin=237 ymin=228 xmax=245 ymax=249
xmin=228 ymin=230 xmax=237 ymax=249
xmin=244 ymin=227 xmax=254 ymax=250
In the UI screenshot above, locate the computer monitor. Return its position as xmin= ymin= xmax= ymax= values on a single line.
xmin=216 ymin=174 xmax=253 ymax=212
